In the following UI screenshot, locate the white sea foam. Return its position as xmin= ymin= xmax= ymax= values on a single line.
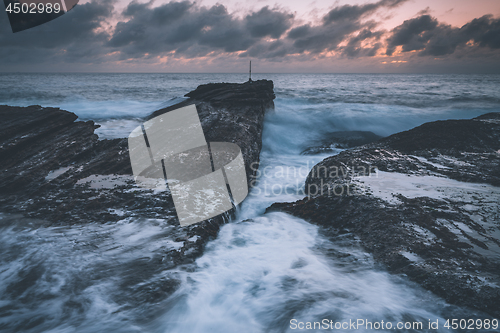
xmin=76 ymin=174 xmax=134 ymax=189
xmin=155 ymin=97 xmax=465 ymax=332
xmin=355 ymin=171 xmax=500 ymax=205
xmin=355 ymin=171 xmax=500 ymax=259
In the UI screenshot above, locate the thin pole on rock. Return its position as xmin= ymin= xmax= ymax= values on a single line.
xmin=249 ymin=61 xmax=252 ymax=82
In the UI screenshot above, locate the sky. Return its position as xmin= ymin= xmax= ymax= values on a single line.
xmin=1 ymin=0 xmax=499 ymax=73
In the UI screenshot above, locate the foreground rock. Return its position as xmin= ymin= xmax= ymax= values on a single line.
xmin=150 ymin=80 xmax=275 ymax=182
xmin=269 ymin=113 xmax=500 ymax=317
xmin=0 ymin=79 xmax=275 ymax=264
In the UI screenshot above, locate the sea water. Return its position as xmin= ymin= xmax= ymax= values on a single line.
xmin=0 ymin=73 xmax=499 ymax=332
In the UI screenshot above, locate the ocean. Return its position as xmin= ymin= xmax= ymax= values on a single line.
xmin=0 ymin=73 xmax=499 ymax=332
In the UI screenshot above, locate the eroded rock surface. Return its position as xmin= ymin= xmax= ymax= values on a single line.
xmin=0 ymin=80 xmax=275 ymax=267
xmin=269 ymin=113 xmax=500 ymax=316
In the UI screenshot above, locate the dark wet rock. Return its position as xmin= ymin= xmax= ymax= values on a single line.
xmin=305 ymin=113 xmax=500 ymax=191
xmin=301 ymin=131 xmax=383 ymax=155
xmin=150 ymin=80 xmax=275 ymax=183
xmin=268 ymin=113 xmax=500 ymax=317
xmin=0 ymin=79 xmax=275 ymax=265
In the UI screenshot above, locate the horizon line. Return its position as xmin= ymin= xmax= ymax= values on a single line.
xmin=1 ymin=72 xmax=500 ymax=75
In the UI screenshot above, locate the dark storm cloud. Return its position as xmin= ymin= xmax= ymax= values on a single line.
xmin=276 ymin=0 xmax=407 ymax=57
xmin=0 ymin=0 xmax=499 ymax=71
xmin=0 ymin=0 xmax=114 ymax=63
xmin=323 ymin=0 xmax=407 ymax=24
xmin=386 ymin=15 xmax=438 ymax=55
xmin=245 ymin=7 xmax=294 ymax=39
xmin=287 ymin=25 xmax=310 ymax=39
xmin=342 ymin=29 xmax=384 ymax=58
xmin=461 ymin=15 xmax=500 ymax=49
xmin=386 ymin=14 xmax=500 ymax=56
xmin=107 ymin=2 xmax=293 ymax=58
xmin=107 ymin=0 xmax=408 ymax=60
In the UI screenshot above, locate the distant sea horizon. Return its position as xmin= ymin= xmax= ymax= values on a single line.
xmin=2 ymin=71 xmax=500 ymax=74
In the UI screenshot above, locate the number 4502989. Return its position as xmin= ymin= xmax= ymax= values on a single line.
xmin=444 ymin=319 xmax=498 ymax=330
xmin=5 ymin=2 xmax=62 ymax=14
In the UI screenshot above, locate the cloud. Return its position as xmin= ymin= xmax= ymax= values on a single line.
xmin=244 ymin=0 xmax=408 ymax=59
xmin=323 ymin=0 xmax=407 ymax=24
xmin=0 ymin=0 xmax=498 ymax=72
xmin=0 ymin=0 xmax=114 ymax=63
xmin=417 ymin=7 xmax=431 ymax=16
xmin=108 ymin=0 xmax=409 ymax=60
xmin=245 ymin=6 xmax=294 ymax=39
xmin=386 ymin=15 xmax=438 ymax=55
xmin=386 ymin=14 xmax=500 ymax=56
xmin=342 ymin=29 xmax=384 ymax=58
xmin=107 ymin=2 xmax=295 ymax=59
xmin=461 ymin=15 xmax=500 ymax=49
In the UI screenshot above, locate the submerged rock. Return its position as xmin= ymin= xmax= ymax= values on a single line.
xmin=269 ymin=113 xmax=500 ymax=317
xmin=301 ymin=130 xmax=383 ymax=154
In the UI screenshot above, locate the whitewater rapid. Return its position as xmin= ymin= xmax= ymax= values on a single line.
xmin=153 ymin=101 xmax=463 ymax=333
xmin=0 ymin=98 xmax=475 ymax=333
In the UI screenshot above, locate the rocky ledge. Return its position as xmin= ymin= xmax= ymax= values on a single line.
xmin=269 ymin=113 xmax=500 ymax=317
xmin=0 ymin=79 xmax=275 ymax=266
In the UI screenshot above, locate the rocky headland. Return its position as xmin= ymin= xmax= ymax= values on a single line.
xmin=269 ymin=113 xmax=500 ymax=316
xmin=0 ymin=80 xmax=275 ymax=268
